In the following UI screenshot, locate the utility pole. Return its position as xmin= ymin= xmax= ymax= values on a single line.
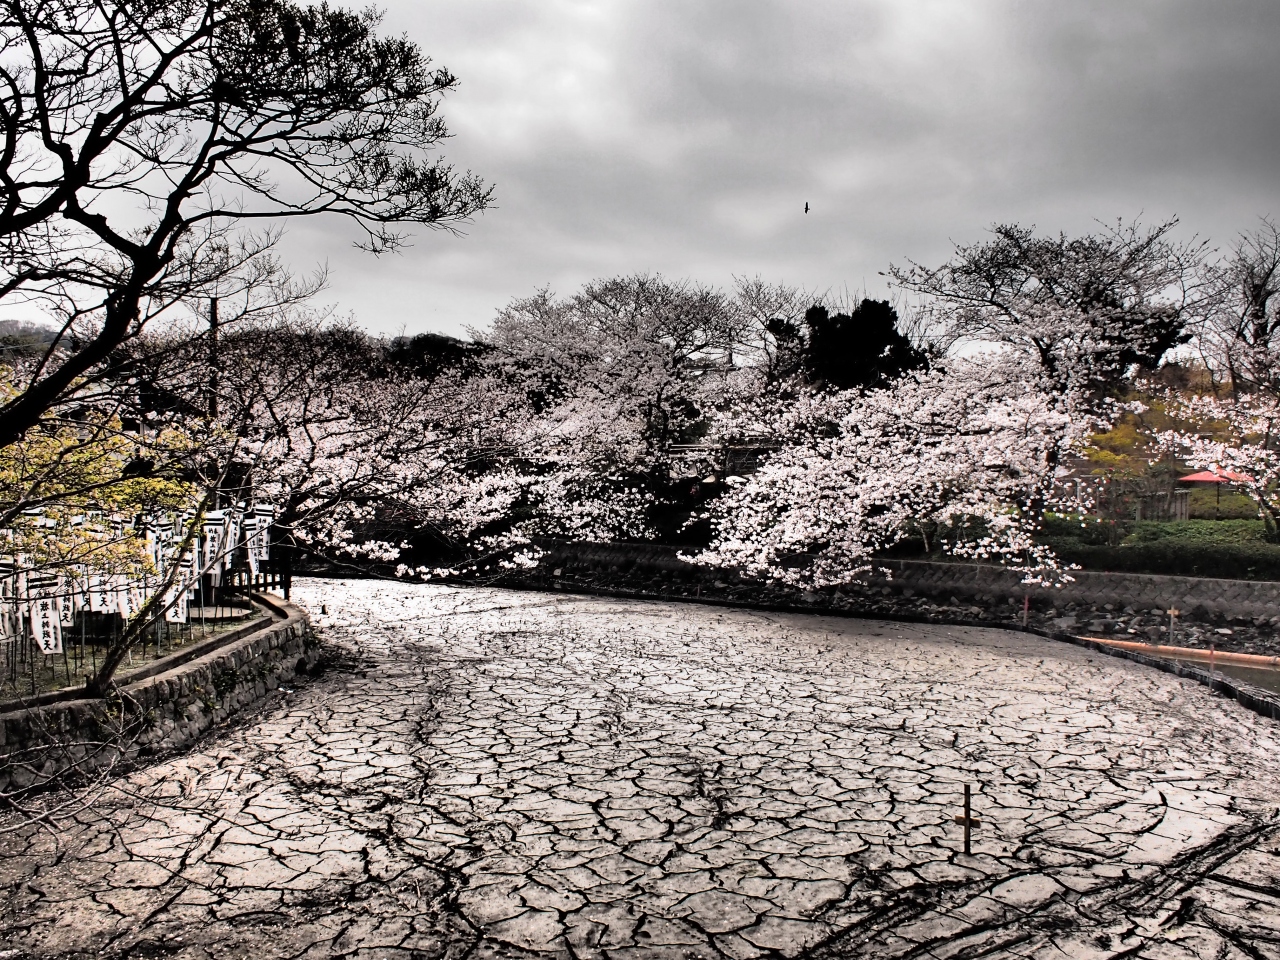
xmin=208 ymin=297 xmax=219 ymax=422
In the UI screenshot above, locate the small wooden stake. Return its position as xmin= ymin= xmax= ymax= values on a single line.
xmin=954 ymin=783 xmax=982 ymax=855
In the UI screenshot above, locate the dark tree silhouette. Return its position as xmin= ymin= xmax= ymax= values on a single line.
xmin=385 ymin=332 xmax=487 ymax=381
xmin=802 ymin=299 xmax=928 ymax=391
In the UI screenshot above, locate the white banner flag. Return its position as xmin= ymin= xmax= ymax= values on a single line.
xmin=163 ymin=583 xmax=189 ymax=623
xmin=224 ymin=510 xmax=241 ymax=567
xmin=0 ymin=600 xmax=17 ymax=645
xmin=30 ymin=596 xmax=62 ymax=654
xmin=123 ymin=584 xmax=142 ymax=620
xmin=202 ymin=512 xmax=226 ymax=570
xmin=89 ymin=575 xmax=114 ymax=614
xmin=59 ymin=591 xmax=76 ymax=627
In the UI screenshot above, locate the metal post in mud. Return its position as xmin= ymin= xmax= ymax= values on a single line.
xmin=954 ymin=783 xmax=981 ymax=855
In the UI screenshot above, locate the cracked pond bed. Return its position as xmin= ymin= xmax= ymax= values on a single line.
xmin=2 ymin=577 xmax=1279 ymax=959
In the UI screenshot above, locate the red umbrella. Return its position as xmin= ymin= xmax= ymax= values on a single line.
xmin=1177 ymin=469 xmax=1253 ymax=520
xmin=1177 ymin=469 xmax=1252 ymax=483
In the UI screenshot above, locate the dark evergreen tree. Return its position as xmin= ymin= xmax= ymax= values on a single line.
xmin=802 ymin=299 xmax=928 ymax=391
xmin=385 ymin=332 xmax=487 ymax=380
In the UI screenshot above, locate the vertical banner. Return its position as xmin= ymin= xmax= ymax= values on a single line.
xmin=163 ymin=583 xmax=189 ymax=623
xmin=109 ymin=575 xmax=130 ymax=619
xmin=59 ymin=586 xmax=76 ymax=627
xmin=246 ymin=525 xmax=260 ymax=577
xmin=250 ymin=505 xmax=273 ymax=578
xmin=202 ymin=512 xmax=226 ymax=587
xmin=224 ymin=509 xmax=241 ymax=568
xmin=0 ymin=601 xmax=14 ymax=645
xmin=0 ymin=561 xmax=16 ymax=645
xmin=202 ymin=512 xmax=225 ymax=571
xmin=244 ymin=511 xmax=262 ymax=577
xmin=122 ymin=583 xmax=142 ymax=620
xmin=89 ymin=575 xmax=115 ymax=614
xmin=30 ymin=596 xmax=62 ymax=655
xmin=165 ymin=551 xmax=196 ymax=624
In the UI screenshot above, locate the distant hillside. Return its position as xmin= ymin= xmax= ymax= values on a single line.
xmin=0 ymin=319 xmax=59 ymax=354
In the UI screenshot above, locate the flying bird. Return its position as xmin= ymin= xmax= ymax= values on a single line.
xmin=805 ymin=202 xmax=809 ymax=214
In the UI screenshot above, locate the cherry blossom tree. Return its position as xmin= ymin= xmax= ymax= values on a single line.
xmin=687 ymin=223 xmax=1204 ymax=589
xmin=1195 ymin=219 xmax=1280 ymax=398
xmin=1155 ymin=384 xmax=1280 ymax=531
xmin=690 ymin=355 xmax=1095 ymax=587
xmin=468 ymin=275 xmax=943 ymax=557
xmin=136 ymin=320 xmax=512 ymax=574
xmin=473 ymin=275 xmax=740 ymax=543
xmin=724 ymin=276 xmax=812 ymax=389
xmin=1139 ymin=223 xmax=1280 ymax=528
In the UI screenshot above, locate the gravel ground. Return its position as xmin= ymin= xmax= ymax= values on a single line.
xmin=1 ymin=578 xmax=1278 ymax=959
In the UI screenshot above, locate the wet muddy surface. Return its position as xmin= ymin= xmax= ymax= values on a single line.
xmin=1 ymin=578 xmax=1278 ymax=959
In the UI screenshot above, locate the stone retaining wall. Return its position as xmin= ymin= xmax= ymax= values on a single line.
xmin=536 ymin=541 xmax=1280 ymax=616
xmin=875 ymin=559 xmax=1280 ymax=617
xmin=0 ymin=596 xmax=316 ymax=796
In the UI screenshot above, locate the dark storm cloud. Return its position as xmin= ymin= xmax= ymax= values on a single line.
xmin=278 ymin=1 xmax=1280 ymax=336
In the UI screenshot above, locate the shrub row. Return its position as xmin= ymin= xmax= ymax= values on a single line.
xmin=1051 ymin=540 xmax=1280 ymax=581
xmin=1041 ymin=516 xmax=1274 ymax=547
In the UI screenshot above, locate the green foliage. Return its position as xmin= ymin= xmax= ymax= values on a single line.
xmin=1041 ymin=513 xmax=1124 ymax=546
xmin=1188 ymin=488 xmax=1258 ymax=520
xmin=1052 ymin=541 xmax=1280 ymax=581
xmin=1121 ymin=519 xmax=1272 ymax=545
xmin=1042 ymin=516 xmax=1280 ymax=579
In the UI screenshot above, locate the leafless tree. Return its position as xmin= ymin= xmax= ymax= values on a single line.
xmin=890 ymin=219 xmax=1208 ymax=394
xmin=1196 ymin=219 xmax=1280 ymax=398
xmin=729 ymin=276 xmax=812 ymax=386
xmin=0 ymin=0 xmax=491 ymax=449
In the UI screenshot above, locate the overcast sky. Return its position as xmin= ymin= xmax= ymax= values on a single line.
xmin=279 ymin=0 xmax=1280 ymax=339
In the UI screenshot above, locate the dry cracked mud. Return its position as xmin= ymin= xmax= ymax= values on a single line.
xmin=2 ymin=577 xmax=1279 ymax=959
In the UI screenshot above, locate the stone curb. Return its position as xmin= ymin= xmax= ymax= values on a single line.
xmin=0 ymin=595 xmax=317 ymax=796
xmin=875 ymin=558 xmax=1280 ymax=619
xmin=1050 ymin=632 xmax=1280 ymax=723
xmin=0 ymin=614 xmax=275 ymax=711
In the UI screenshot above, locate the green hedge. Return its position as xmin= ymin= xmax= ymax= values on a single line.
xmin=1040 ymin=518 xmax=1280 ymax=579
xmin=1044 ymin=517 xmax=1273 ymax=545
xmin=1188 ymin=488 xmax=1258 ymax=520
xmin=1050 ymin=540 xmax=1280 ymax=581
xmin=893 ymin=518 xmax=1280 ymax=580
xmin=1123 ymin=519 xmax=1273 ymax=545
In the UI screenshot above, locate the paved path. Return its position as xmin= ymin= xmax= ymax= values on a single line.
xmin=2 ymin=579 xmax=1279 ymax=959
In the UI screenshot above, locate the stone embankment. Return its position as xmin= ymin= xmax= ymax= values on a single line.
xmin=0 ymin=594 xmax=316 ymax=795
xmin=513 ymin=541 xmax=1280 ymax=657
